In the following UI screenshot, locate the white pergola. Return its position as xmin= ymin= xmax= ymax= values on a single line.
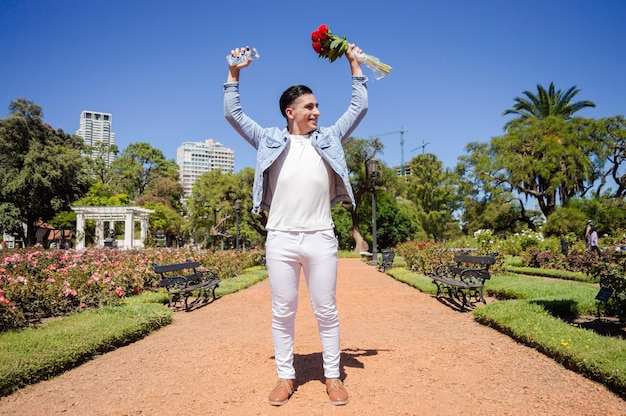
xmin=71 ymin=206 xmax=154 ymax=251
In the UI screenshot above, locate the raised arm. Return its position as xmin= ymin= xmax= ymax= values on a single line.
xmin=224 ymin=46 xmax=267 ymax=149
xmin=324 ymin=44 xmax=368 ymax=142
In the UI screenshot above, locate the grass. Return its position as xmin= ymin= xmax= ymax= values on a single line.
xmin=386 ymin=267 xmax=626 ymax=399
xmin=0 ymin=266 xmax=268 ymax=398
xmin=487 ymin=273 xmax=600 ymax=315
xmin=0 ymin=301 xmax=172 ymax=397
xmin=215 ymin=265 xmax=268 ymax=296
xmin=474 ymin=300 xmax=626 ymax=398
xmin=338 ymin=250 xmax=363 ymax=258
xmin=504 ymin=265 xmax=595 ymax=282
xmin=387 ymin=267 xmax=437 ymax=294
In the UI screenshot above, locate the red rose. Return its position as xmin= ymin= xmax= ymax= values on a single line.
xmin=312 ymin=41 xmax=323 ymax=53
xmin=318 ymin=24 xmax=328 ymax=34
xmin=311 ymin=29 xmax=320 ymax=41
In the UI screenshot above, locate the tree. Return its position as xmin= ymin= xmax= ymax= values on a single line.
xmin=143 ymin=202 xmax=185 ymax=247
xmin=110 ymin=142 xmax=179 ymax=200
xmin=544 ymin=197 xmax=626 ymax=239
xmin=404 ymin=154 xmax=462 ymax=241
xmin=85 ymin=141 xmax=119 ymax=185
xmin=235 ymin=167 xmax=266 ymax=248
xmin=73 ymin=182 xmax=131 ymax=207
xmin=0 ymin=99 xmax=90 ymax=245
xmin=503 ymin=82 xmax=596 ymax=130
xmin=357 ymin=190 xmax=418 ymax=249
xmin=134 ymin=176 xmax=184 ymax=213
xmin=456 ymin=143 xmax=537 ymax=235
xmin=341 ymin=136 xmax=383 ymax=252
xmin=186 ymin=170 xmax=254 ymax=249
xmin=463 ymin=116 xmax=602 ymax=218
xmin=590 ymin=116 xmax=626 ymax=198
xmin=461 ymin=189 xmax=542 ymax=236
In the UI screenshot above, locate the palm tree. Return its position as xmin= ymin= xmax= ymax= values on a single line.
xmin=503 ymin=82 xmax=595 ymax=130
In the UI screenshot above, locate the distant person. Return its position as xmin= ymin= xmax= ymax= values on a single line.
xmin=584 ymin=220 xmax=593 ymax=251
xmin=590 ymin=226 xmax=601 ymax=255
xmin=224 ymin=43 xmax=368 ymax=406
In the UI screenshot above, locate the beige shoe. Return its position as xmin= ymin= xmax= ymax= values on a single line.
xmin=268 ymin=379 xmax=294 ymax=406
xmin=325 ymin=378 xmax=349 ymax=405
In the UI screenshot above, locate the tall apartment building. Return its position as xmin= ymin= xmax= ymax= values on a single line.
xmin=176 ymin=139 xmax=235 ymax=199
xmin=75 ymin=110 xmax=116 ymax=167
xmin=393 ymin=162 xmax=412 ymax=177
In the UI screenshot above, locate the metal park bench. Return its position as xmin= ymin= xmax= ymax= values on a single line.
xmin=152 ymin=260 xmax=220 ymax=311
xmin=379 ymin=248 xmax=396 ymax=273
xmin=430 ymin=252 xmax=498 ymax=309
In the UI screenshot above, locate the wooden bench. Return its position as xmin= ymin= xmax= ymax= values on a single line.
xmin=152 ymin=260 xmax=220 ymax=310
xmin=430 ymin=252 xmax=498 ymax=308
xmin=379 ymin=248 xmax=396 ymax=272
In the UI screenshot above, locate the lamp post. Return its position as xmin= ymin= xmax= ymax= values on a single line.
xmin=235 ymin=199 xmax=241 ymax=251
xmin=366 ymin=158 xmax=379 ymax=266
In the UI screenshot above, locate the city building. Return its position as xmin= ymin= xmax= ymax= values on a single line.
xmin=393 ymin=162 xmax=412 ymax=177
xmin=75 ymin=110 xmax=116 ymax=167
xmin=176 ymin=139 xmax=235 ymax=200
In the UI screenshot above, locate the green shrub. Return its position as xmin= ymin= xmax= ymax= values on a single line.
xmin=396 ymin=241 xmax=453 ymax=274
xmin=522 ymin=246 xmax=598 ymax=274
xmin=504 ymin=229 xmax=545 ymax=255
xmin=587 ymin=251 xmax=626 ymax=318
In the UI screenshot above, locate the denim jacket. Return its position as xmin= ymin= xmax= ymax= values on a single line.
xmin=224 ymin=76 xmax=368 ymax=214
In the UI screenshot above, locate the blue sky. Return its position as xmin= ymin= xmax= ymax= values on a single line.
xmin=1 ymin=0 xmax=624 ymax=173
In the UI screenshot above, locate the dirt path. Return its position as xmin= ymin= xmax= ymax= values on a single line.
xmin=1 ymin=258 xmax=624 ymax=415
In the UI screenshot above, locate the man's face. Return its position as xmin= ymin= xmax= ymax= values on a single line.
xmin=286 ymin=93 xmax=320 ymax=134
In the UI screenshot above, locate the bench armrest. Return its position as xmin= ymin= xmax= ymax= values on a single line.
xmin=197 ymin=269 xmax=219 ymax=282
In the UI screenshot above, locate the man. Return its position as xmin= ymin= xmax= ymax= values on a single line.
xmin=224 ymin=43 xmax=367 ymax=406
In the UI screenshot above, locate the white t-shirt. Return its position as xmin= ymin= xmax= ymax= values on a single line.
xmin=265 ymin=134 xmax=334 ymax=231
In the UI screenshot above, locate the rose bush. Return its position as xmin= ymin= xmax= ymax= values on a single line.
xmin=396 ymin=241 xmax=454 ymax=274
xmin=0 ymin=247 xmax=264 ymax=331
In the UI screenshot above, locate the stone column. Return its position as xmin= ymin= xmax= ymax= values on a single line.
xmin=124 ymin=210 xmax=134 ymax=249
xmin=139 ymin=215 xmax=149 ymax=248
xmin=75 ymin=211 xmax=86 ymax=251
xmin=96 ymin=221 xmax=105 ymax=247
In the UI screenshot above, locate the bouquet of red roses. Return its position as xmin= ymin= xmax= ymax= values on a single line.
xmin=311 ymin=24 xmax=392 ymax=79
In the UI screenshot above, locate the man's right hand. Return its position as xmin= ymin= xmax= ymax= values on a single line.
xmin=227 ymin=46 xmax=253 ymax=83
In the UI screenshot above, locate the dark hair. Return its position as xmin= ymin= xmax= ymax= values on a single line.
xmin=279 ymin=85 xmax=313 ymax=119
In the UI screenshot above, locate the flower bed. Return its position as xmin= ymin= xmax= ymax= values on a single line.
xmin=0 ymin=247 xmax=264 ymax=331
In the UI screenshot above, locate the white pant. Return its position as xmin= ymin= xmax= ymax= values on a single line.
xmin=265 ymin=229 xmax=340 ymax=379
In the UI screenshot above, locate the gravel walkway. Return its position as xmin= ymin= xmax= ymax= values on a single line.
xmin=1 ymin=258 xmax=624 ymax=415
